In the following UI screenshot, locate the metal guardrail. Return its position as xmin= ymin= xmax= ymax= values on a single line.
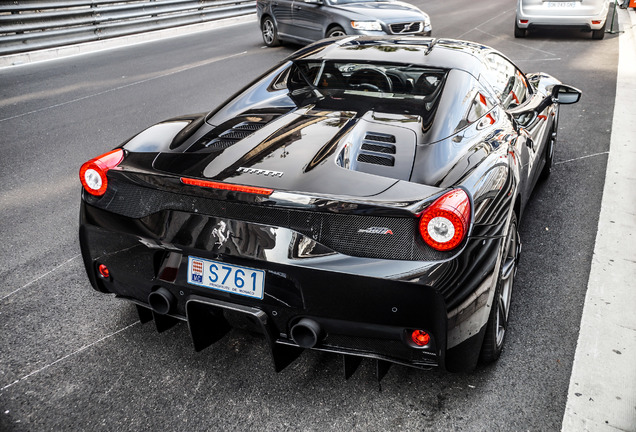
xmin=0 ymin=0 xmax=256 ymax=56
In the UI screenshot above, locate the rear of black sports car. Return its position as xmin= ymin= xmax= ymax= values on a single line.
xmin=79 ymin=38 xmax=519 ymax=374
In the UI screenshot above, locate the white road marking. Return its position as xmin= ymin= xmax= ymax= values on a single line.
xmin=0 ymin=254 xmax=80 ymax=302
xmin=1 ymin=321 xmax=139 ymax=392
xmin=0 ymin=51 xmax=248 ymax=123
xmin=554 ymin=151 xmax=610 ymax=165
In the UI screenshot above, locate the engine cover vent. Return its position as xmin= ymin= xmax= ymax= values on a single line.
xmin=337 ymin=114 xmax=417 ymax=182
xmin=205 ymin=120 xmax=268 ymax=150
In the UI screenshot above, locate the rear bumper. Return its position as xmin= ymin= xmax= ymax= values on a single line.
xmin=517 ymin=3 xmax=609 ymax=29
xmin=79 ymin=199 xmax=500 ymax=372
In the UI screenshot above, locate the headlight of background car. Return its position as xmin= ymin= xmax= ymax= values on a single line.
xmin=351 ymin=21 xmax=382 ymax=31
xmin=423 ymin=14 xmax=431 ymax=27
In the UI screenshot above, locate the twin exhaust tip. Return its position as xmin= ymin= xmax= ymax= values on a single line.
xmin=148 ymin=289 xmax=324 ymax=350
xmin=290 ymin=318 xmax=323 ymax=348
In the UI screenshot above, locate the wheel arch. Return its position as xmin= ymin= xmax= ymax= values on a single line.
xmin=325 ymin=23 xmax=346 ymax=38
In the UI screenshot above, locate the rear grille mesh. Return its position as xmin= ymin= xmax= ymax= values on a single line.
xmin=87 ymin=179 xmax=448 ymax=261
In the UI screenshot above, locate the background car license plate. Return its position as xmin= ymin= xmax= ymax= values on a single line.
xmin=187 ymin=257 xmax=265 ymax=299
xmin=546 ymin=2 xmax=577 ymax=7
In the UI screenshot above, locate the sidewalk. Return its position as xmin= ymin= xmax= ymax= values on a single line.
xmin=561 ymin=6 xmax=636 ymax=432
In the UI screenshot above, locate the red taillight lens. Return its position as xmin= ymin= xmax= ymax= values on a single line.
xmin=520 ymin=19 xmax=528 ymax=24
xmin=411 ymin=330 xmax=430 ymax=347
xmin=419 ymin=189 xmax=471 ymax=251
xmin=180 ymin=177 xmax=273 ymax=196
xmin=592 ymin=20 xmax=601 ymax=25
xmin=79 ymin=149 xmax=124 ymax=196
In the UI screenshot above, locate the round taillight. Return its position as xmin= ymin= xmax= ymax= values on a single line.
xmin=419 ymin=189 xmax=471 ymax=251
xmin=79 ymin=149 xmax=124 ymax=196
xmin=411 ymin=330 xmax=430 ymax=347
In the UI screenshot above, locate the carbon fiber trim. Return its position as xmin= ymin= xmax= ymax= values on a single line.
xmin=86 ymin=179 xmax=449 ymax=261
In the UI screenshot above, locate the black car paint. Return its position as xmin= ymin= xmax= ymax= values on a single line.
xmin=79 ymin=37 xmax=578 ymax=373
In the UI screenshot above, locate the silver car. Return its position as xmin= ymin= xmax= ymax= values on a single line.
xmin=515 ymin=0 xmax=610 ymax=39
xmin=257 ymin=0 xmax=431 ymax=47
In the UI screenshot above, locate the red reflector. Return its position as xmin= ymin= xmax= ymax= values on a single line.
xmin=181 ymin=177 xmax=273 ymax=195
xmin=411 ymin=330 xmax=430 ymax=347
xmin=520 ymin=20 xmax=528 ymax=24
xmin=419 ymin=189 xmax=471 ymax=251
xmin=98 ymin=264 xmax=110 ymax=278
xmin=592 ymin=20 xmax=601 ymax=25
xmin=79 ymin=149 xmax=124 ymax=196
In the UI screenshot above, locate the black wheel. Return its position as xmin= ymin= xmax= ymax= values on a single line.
xmin=261 ymin=16 xmax=280 ymax=47
xmin=479 ymin=213 xmax=519 ymax=364
xmin=326 ymin=26 xmax=346 ymax=38
xmin=514 ymin=19 xmax=526 ymax=38
xmin=539 ymin=126 xmax=556 ymax=181
xmin=592 ymin=20 xmax=606 ymax=40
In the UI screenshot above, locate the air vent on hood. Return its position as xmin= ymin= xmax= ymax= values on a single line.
xmin=357 ymin=133 xmax=397 ymax=167
xmin=205 ymin=120 xmax=267 ymax=150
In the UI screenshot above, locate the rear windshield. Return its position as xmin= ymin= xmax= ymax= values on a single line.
xmin=281 ymin=60 xmax=447 ymax=110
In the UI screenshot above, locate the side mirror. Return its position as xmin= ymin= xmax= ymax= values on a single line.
xmin=552 ymin=84 xmax=581 ymax=104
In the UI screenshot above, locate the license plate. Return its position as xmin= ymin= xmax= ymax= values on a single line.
xmin=187 ymin=256 xmax=265 ymax=300
xmin=546 ymin=2 xmax=577 ymax=7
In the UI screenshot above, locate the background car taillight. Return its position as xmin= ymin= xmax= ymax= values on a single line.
xmin=79 ymin=149 xmax=124 ymax=196
xmin=419 ymin=189 xmax=471 ymax=251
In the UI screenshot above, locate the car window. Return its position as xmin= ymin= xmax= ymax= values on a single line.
xmin=288 ymin=60 xmax=446 ymax=99
xmin=483 ymin=53 xmax=529 ymax=109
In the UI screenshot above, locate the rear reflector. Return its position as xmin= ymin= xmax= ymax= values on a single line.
xmin=592 ymin=20 xmax=602 ymax=25
xmin=181 ymin=177 xmax=273 ymax=196
xmin=98 ymin=264 xmax=110 ymax=278
xmin=411 ymin=330 xmax=430 ymax=347
xmin=520 ymin=20 xmax=528 ymax=24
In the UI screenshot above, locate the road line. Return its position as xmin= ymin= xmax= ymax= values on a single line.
xmin=561 ymin=7 xmax=636 ymax=431
xmin=456 ymin=9 xmax=515 ymax=40
xmin=0 ymin=322 xmax=139 ymax=392
xmin=0 ymin=254 xmax=80 ymax=302
xmin=554 ymin=151 xmax=609 ymax=166
xmin=0 ymin=50 xmax=248 ymax=123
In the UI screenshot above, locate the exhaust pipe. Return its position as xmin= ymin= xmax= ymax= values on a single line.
xmin=290 ymin=318 xmax=323 ymax=348
xmin=148 ymin=287 xmax=175 ymax=315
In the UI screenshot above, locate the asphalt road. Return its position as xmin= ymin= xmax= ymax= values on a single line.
xmin=0 ymin=0 xmax=620 ymax=430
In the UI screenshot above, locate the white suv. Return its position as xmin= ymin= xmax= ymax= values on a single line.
xmin=515 ymin=0 xmax=610 ymax=39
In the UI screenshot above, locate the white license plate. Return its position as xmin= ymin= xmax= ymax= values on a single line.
xmin=546 ymin=2 xmax=577 ymax=7
xmin=187 ymin=256 xmax=265 ymax=300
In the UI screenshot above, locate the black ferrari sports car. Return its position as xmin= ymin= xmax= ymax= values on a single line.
xmin=79 ymin=36 xmax=580 ymax=375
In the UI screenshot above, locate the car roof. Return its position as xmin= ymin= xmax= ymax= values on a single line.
xmin=290 ymin=36 xmax=491 ymax=78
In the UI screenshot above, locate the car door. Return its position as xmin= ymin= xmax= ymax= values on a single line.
xmin=291 ymin=0 xmax=330 ymax=42
xmin=483 ymin=53 xmax=549 ymax=197
xmin=270 ymin=0 xmax=294 ymax=36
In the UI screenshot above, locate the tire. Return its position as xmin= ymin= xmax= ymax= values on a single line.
xmin=592 ymin=20 xmax=606 ymax=40
xmin=479 ymin=213 xmax=519 ymax=364
xmin=514 ymin=19 xmax=526 ymax=38
xmin=261 ymin=16 xmax=280 ymax=47
xmin=539 ymin=126 xmax=556 ymax=181
xmin=326 ymin=26 xmax=346 ymax=38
